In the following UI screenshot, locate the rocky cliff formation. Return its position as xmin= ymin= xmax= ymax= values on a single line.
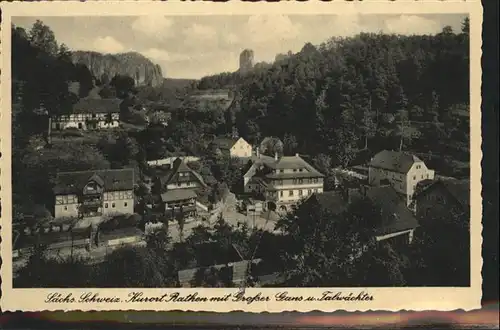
xmin=71 ymin=51 xmax=164 ymax=87
xmin=239 ymin=49 xmax=254 ymax=74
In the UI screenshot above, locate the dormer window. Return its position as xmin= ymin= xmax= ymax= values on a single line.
xmin=299 ymin=168 xmax=303 ymax=172
xmin=280 ymin=169 xmax=284 ymax=173
xmin=293 ymin=169 xmax=297 ymax=172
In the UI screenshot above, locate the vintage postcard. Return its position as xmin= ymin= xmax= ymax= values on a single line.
xmin=0 ymin=0 xmax=483 ymax=312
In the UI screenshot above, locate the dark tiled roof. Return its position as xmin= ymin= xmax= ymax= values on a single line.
xmin=212 ymin=137 xmax=239 ymax=150
xmin=262 ymin=155 xmax=324 ymax=178
xmin=369 ymin=150 xmax=422 ymax=173
xmin=416 ymin=179 xmax=470 ymax=211
xmin=364 ymin=186 xmax=419 ymax=236
xmin=161 ymin=189 xmax=197 ymax=203
xmin=310 ymin=186 xmax=419 ymax=237
xmin=442 ymin=180 xmax=470 ymax=209
xmin=72 ymin=97 xmax=122 ymax=114
xmin=53 ymin=169 xmax=134 ymax=195
xmin=160 ymin=158 xmax=207 ymax=188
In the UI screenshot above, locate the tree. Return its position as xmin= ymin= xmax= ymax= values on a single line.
xmin=14 ymin=244 xmax=93 ymax=288
xmin=94 ymin=246 xmax=173 ymax=287
xmin=275 ymin=196 xmax=399 ymax=287
xmin=110 ymin=75 xmax=136 ymax=99
xmin=260 ymin=137 xmax=283 ymax=157
xmin=283 ymin=133 xmax=298 ymax=155
xmin=28 ymin=20 xmax=59 ymax=56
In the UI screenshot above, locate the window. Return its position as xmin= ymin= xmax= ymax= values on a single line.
xmin=299 ymin=168 xmax=303 ymax=172
xmin=64 ymin=206 xmax=67 ymax=211
xmin=112 ymin=203 xmax=116 ymax=208
xmin=293 ymin=179 xmax=297 ymax=184
xmin=105 ymin=203 xmax=108 ymax=208
xmin=280 ymin=191 xmax=283 ymax=197
xmin=289 ymin=190 xmax=294 ymax=197
xmin=314 ymin=189 xmax=318 ymax=193
xmin=78 ymin=123 xmax=83 ymax=129
xmin=124 ymin=202 xmax=128 ymax=207
xmin=280 ymin=169 xmax=284 ymax=173
xmin=413 ymin=176 xmax=416 ymax=180
xmin=293 ymin=169 xmax=297 ymax=172
xmin=298 ymin=179 xmax=303 ymax=184
xmin=427 ymin=174 xmax=429 ymax=179
xmin=299 ymin=190 xmax=303 ymax=196
xmin=421 ymin=175 xmax=424 ymax=179
xmin=308 ymin=189 xmax=312 ymax=194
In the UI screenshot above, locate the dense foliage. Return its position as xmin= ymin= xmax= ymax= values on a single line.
xmin=198 ymin=21 xmax=470 ymax=175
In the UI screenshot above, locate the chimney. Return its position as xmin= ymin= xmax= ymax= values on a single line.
xmin=274 ymin=152 xmax=279 ymax=161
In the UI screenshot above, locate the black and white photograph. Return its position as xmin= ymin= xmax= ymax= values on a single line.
xmin=0 ymin=0 xmax=482 ymax=313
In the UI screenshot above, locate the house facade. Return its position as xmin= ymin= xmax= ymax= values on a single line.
xmin=155 ymin=158 xmax=207 ymax=191
xmin=212 ymin=137 xmax=253 ymax=158
xmin=243 ymin=153 xmax=324 ymax=212
xmin=150 ymin=158 xmax=206 ymax=220
xmin=368 ymin=150 xmax=435 ymax=206
xmin=161 ymin=189 xmax=198 ymax=220
xmin=51 ymin=98 xmax=121 ymax=130
xmin=53 ymin=169 xmax=135 ymax=219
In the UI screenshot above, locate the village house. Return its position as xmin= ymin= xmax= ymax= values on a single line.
xmin=161 ymin=189 xmax=198 ymax=220
xmin=368 ymin=150 xmax=435 ymax=206
xmin=150 ymin=158 xmax=207 ymax=220
xmin=413 ymin=179 xmax=470 ymax=226
xmin=53 ymin=169 xmax=135 ymax=220
xmin=306 ymin=184 xmax=420 ymax=246
xmin=154 ymin=158 xmax=207 ymax=191
xmin=243 ymin=152 xmax=324 ymax=213
xmin=51 ymin=97 xmax=121 ymax=131
xmin=212 ymin=136 xmax=253 ymax=158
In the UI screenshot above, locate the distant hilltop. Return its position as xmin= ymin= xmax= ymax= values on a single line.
xmin=71 ymin=51 xmax=164 ymax=88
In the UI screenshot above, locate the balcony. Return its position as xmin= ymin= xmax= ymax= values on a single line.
xmin=81 ymin=198 xmax=103 ymax=207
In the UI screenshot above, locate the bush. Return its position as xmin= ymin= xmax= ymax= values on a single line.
xmin=61 ymin=128 xmax=84 ymax=137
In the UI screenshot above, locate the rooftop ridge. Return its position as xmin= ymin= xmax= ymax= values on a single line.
xmin=57 ymin=168 xmax=134 ymax=175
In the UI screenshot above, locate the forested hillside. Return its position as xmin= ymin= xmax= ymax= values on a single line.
xmin=197 ymin=20 xmax=470 ymax=176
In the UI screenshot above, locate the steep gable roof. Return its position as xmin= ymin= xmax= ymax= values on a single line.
xmin=369 ymin=150 xmax=422 ymax=174
xmin=160 ymin=158 xmax=207 ymax=188
xmin=53 ymin=169 xmax=134 ymax=195
xmin=364 ymin=186 xmax=419 ymax=236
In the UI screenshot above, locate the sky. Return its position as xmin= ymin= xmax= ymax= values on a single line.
xmin=13 ymin=14 xmax=466 ymax=79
